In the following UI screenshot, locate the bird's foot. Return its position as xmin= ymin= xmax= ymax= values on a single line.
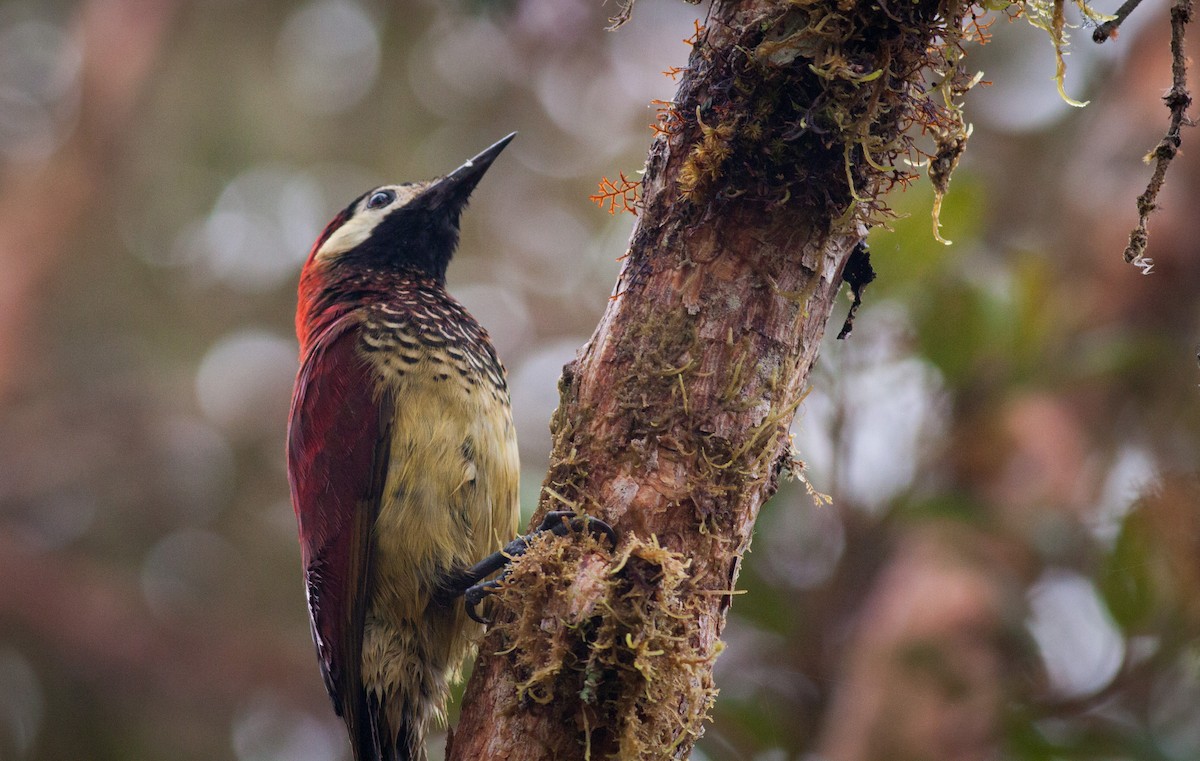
xmin=459 ymin=511 xmax=617 ymax=624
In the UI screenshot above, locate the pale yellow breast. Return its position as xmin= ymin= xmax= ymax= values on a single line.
xmin=366 ymin=347 xmax=520 ymax=622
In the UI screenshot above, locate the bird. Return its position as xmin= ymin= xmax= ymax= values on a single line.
xmin=286 ymin=134 xmax=524 ymax=761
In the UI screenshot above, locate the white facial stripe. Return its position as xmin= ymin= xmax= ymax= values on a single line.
xmin=314 ymin=210 xmax=378 ymax=260
xmin=313 ymin=183 xmax=427 ymax=261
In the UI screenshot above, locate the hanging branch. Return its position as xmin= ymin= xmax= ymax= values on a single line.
xmin=1103 ymin=0 xmax=1194 ymax=272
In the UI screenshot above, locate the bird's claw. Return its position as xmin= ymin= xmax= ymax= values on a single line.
xmin=458 ymin=511 xmax=618 ymax=625
xmin=464 ymin=579 xmax=503 ymax=624
xmin=538 ymin=510 xmax=618 ymax=548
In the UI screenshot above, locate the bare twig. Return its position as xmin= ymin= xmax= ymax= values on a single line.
xmin=1092 ymin=0 xmax=1147 ymax=42
xmin=606 ymin=0 xmax=636 ymax=30
xmin=1122 ymin=0 xmax=1194 ymax=271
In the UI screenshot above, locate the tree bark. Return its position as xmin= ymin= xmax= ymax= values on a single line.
xmin=450 ymin=0 xmax=968 ymax=758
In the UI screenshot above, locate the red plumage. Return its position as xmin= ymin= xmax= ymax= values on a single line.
xmin=288 ymin=315 xmax=385 ymax=753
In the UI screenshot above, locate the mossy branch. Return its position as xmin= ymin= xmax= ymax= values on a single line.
xmin=449 ymin=1 xmax=977 ymax=759
xmin=447 ymin=0 xmax=1192 ymax=759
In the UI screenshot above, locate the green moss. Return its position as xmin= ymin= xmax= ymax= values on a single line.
xmin=609 ymin=305 xmax=700 ymax=445
xmin=492 ymin=533 xmax=717 ymax=760
xmin=661 ymin=0 xmax=980 ymax=243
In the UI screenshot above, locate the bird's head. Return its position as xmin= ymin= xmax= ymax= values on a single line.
xmin=296 ymin=133 xmax=514 ymax=344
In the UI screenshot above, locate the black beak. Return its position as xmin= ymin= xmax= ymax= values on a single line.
xmin=419 ymin=132 xmax=516 ymax=210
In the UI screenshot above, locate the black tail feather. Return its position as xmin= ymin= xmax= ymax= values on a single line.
xmin=356 ymin=691 xmax=423 ymax=761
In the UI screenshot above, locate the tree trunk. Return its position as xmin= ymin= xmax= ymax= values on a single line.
xmin=450 ymin=0 xmax=969 ymax=758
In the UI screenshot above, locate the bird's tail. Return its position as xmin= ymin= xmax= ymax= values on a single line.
xmin=358 ymin=691 xmax=425 ymax=761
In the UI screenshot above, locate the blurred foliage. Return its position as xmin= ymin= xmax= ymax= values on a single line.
xmin=0 ymin=1 xmax=1198 ymax=760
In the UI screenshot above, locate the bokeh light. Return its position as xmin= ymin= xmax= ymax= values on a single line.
xmin=0 ymin=18 xmax=79 ymax=161
xmin=1027 ymin=569 xmax=1125 ymax=698
xmin=275 ymin=0 xmax=381 ymax=116
xmin=195 ymin=329 xmax=297 ymax=439
xmin=1 ymin=1 xmax=1197 ymax=760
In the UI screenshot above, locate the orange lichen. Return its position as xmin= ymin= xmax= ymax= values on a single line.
xmin=590 ymin=173 xmax=642 ymax=215
xmin=650 ymin=98 xmax=684 ymax=138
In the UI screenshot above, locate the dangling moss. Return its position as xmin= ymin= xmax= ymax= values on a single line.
xmin=491 ymin=531 xmax=717 ymax=760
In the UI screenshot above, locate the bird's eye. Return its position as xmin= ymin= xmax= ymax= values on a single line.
xmin=366 ymin=190 xmax=395 ymax=210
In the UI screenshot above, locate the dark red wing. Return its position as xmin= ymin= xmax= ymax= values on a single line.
xmin=287 ymin=319 xmax=391 ymax=752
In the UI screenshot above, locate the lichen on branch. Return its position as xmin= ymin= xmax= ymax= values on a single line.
xmin=664 ymin=0 xmax=984 ymax=229
xmin=488 ymin=531 xmax=715 ymax=760
xmin=590 ymin=172 xmax=642 ymax=215
xmin=604 ymin=0 xmax=1179 ymax=252
xmin=453 ymin=2 xmax=1193 ymax=760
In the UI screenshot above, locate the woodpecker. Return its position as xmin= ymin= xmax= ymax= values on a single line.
xmin=287 ymin=135 xmax=524 ymax=761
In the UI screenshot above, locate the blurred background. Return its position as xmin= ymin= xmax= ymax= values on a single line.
xmin=0 ymin=1 xmax=1197 ymax=759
